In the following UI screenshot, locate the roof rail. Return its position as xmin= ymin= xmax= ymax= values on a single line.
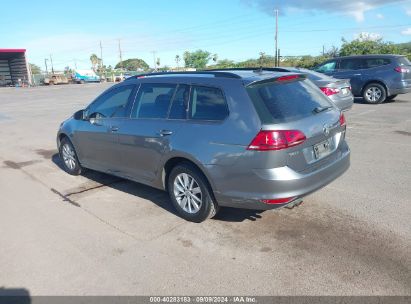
xmin=126 ymin=71 xmax=242 ymax=80
xmin=206 ymin=67 xmax=290 ymax=73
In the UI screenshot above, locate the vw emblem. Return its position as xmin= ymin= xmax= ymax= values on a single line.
xmin=323 ymin=124 xmax=331 ymax=136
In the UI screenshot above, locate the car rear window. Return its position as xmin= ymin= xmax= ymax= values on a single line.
xmin=246 ymin=79 xmax=333 ymax=124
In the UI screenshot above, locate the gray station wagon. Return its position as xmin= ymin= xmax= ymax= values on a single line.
xmin=57 ymin=69 xmax=350 ymax=222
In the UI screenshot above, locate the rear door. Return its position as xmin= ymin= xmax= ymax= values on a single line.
xmin=115 ymin=83 xmax=184 ymax=182
xmin=332 ymin=58 xmax=366 ymax=95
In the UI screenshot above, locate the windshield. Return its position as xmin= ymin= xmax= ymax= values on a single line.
xmin=247 ymin=79 xmax=333 ymax=124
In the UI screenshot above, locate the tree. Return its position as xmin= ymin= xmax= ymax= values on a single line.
xmin=115 ymin=58 xmax=149 ymax=71
xmin=183 ymin=50 xmax=211 ymax=69
xmin=212 ymin=53 xmax=218 ymax=63
xmin=90 ymin=54 xmax=100 ymax=72
xmin=209 ymin=59 xmax=236 ymax=69
xmin=29 ymin=63 xmax=41 ymax=74
xmin=339 ymin=36 xmax=401 ymax=56
xmin=175 ymin=55 xmax=181 ymax=69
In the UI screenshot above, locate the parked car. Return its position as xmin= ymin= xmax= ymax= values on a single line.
xmin=57 ymin=69 xmax=350 ymax=222
xmin=44 ymin=74 xmax=69 ymax=85
xmin=72 ymin=70 xmax=100 ymax=84
xmin=277 ymin=67 xmax=353 ymax=111
xmin=313 ymin=54 xmax=411 ymax=104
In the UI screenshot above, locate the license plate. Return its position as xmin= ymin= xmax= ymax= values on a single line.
xmin=314 ymin=138 xmax=333 ymax=159
xmin=341 ymin=88 xmax=349 ymax=95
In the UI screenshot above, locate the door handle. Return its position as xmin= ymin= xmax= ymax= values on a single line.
xmin=110 ymin=126 xmax=119 ymax=132
xmin=159 ymin=129 xmax=173 ymax=136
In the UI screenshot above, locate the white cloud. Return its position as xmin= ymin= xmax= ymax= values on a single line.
xmin=242 ymin=0 xmax=406 ymax=22
xmin=406 ymin=8 xmax=411 ymax=16
xmin=401 ymin=27 xmax=411 ymax=35
xmin=376 ymin=13 xmax=384 ymax=19
xmin=354 ymin=32 xmax=382 ymax=41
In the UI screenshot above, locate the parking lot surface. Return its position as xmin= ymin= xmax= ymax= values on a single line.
xmin=0 ymin=84 xmax=410 ymax=295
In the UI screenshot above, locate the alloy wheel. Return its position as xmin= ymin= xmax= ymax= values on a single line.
xmin=173 ymin=173 xmax=202 ymax=214
xmin=62 ymin=143 xmax=77 ymax=171
xmin=365 ymin=86 xmax=382 ymax=103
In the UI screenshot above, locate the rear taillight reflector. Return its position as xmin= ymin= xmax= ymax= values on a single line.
xmin=320 ymin=87 xmax=340 ymax=96
xmin=262 ymin=197 xmax=296 ymax=205
xmin=339 ymin=113 xmax=346 ymax=127
xmin=247 ymin=130 xmax=306 ymax=151
xmin=394 ymin=66 xmax=410 ymax=73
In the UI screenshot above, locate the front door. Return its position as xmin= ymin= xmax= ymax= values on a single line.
xmin=74 ymin=84 xmax=136 ymax=171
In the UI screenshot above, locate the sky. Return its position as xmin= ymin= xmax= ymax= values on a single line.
xmin=1 ymin=0 xmax=411 ymax=70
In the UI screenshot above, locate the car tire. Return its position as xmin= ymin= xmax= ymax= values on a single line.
xmin=168 ymin=162 xmax=218 ymax=223
xmin=363 ymin=83 xmax=386 ymax=104
xmin=59 ymin=137 xmax=82 ymax=176
xmin=386 ymin=94 xmax=398 ymax=101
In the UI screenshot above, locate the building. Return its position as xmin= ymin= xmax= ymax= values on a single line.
xmin=0 ymin=49 xmax=31 ymax=86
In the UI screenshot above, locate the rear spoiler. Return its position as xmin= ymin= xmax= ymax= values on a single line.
xmin=246 ymin=73 xmax=307 ymax=87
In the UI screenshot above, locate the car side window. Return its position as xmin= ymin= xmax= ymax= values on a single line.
xmin=168 ymin=84 xmax=190 ymax=119
xmin=131 ymin=83 xmax=176 ymax=119
xmin=189 ymin=86 xmax=228 ymax=121
xmin=339 ymin=58 xmax=367 ymax=70
xmin=87 ymin=85 xmax=134 ymax=118
xmin=364 ymin=58 xmax=391 ymax=68
xmin=316 ymin=61 xmax=336 ymax=73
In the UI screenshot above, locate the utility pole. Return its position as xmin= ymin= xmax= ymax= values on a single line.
xmin=73 ymin=59 xmax=78 ymax=70
xmin=49 ymin=54 xmax=55 ymax=74
xmin=118 ymin=39 xmax=123 ymax=70
xmin=274 ymin=9 xmax=279 ymax=67
xmin=322 ymin=45 xmax=325 ymax=56
xmin=151 ymin=51 xmax=157 ymax=71
xmin=99 ymin=40 xmax=104 ymax=72
xmin=44 ymin=59 xmax=49 ymax=75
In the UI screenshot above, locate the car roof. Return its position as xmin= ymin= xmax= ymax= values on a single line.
xmin=328 ymin=54 xmax=404 ymax=60
xmin=125 ymin=68 xmax=303 ymax=86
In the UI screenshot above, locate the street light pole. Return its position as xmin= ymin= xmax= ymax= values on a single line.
xmin=274 ymin=9 xmax=279 ymax=67
xmin=44 ymin=59 xmax=49 ymax=75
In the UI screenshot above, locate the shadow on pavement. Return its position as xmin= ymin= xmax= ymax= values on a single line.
xmin=52 ymin=154 xmax=263 ymax=222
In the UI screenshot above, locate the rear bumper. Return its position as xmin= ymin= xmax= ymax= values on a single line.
xmin=331 ymin=95 xmax=354 ymax=111
xmin=212 ymin=143 xmax=350 ymax=210
xmin=390 ymin=81 xmax=411 ymax=95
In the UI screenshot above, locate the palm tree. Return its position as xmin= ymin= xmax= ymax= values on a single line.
xmin=212 ymin=54 xmax=218 ymax=63
xmin=90 ymin=54 xmax=99 ymax=72
xmin=175 ymin=55 xmax=181 ymax=70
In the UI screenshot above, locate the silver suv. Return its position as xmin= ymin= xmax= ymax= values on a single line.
xmin=57 ymin=69 xmax=350 ymax=222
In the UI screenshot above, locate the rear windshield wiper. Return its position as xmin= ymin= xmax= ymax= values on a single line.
xmin=313 ymin=106 xmax=332 ymax=114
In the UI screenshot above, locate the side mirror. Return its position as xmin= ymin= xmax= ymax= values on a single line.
xmin=73 ymin=109 xmax=85 ymax=120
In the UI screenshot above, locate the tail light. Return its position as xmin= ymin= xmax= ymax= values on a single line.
xmin=394 ymin=66 xmax=410 ymax=73
xmin=320 ymin=87 xmax=340 ymax=96
xmin=339 ymin=113 xmax=346 ymax=127
xmin=262 ymin=197 xmax=296 ymax=205
xmin=277 ymin=75 xmax=300 ymax=82
xmin=247 ymin=130 xmax=306 ymax=151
